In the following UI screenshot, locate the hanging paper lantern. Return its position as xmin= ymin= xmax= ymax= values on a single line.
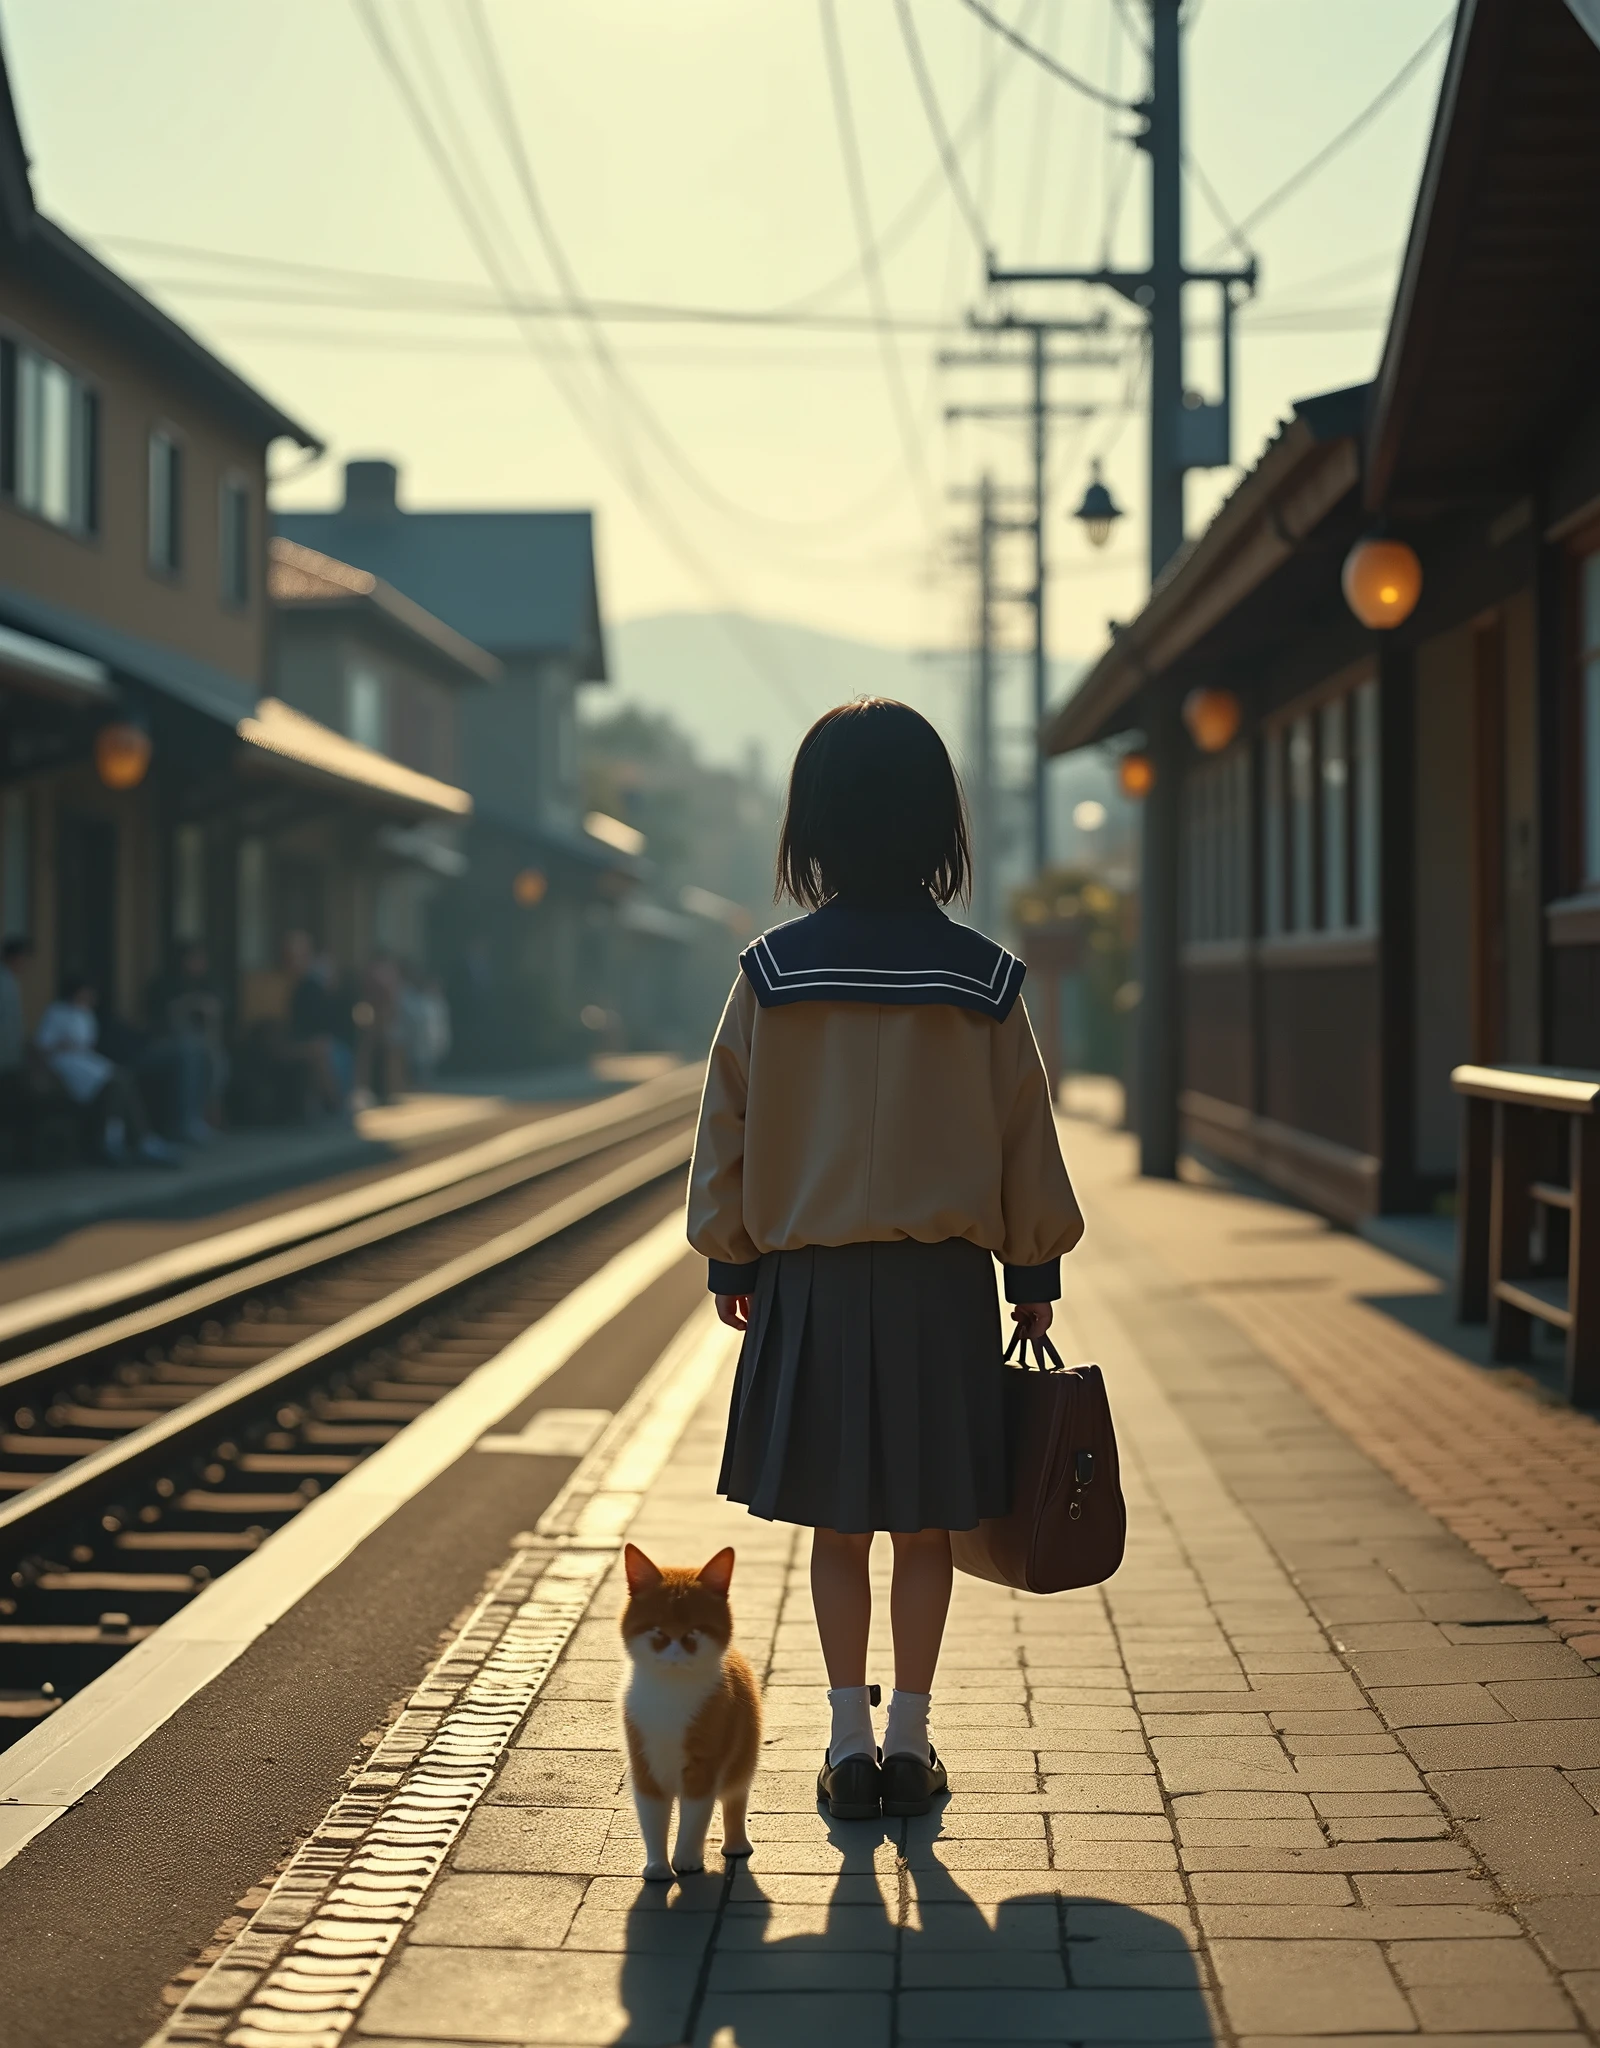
xmin=1342 ymin=537 xmax=1422 ymax=629
xmin=512 ymin=867 xmax=548 ymax=906
xmin=1182 ymin=687 xmax=1242 ymax=754
xmin=94 ymin=722 xmax=152 ymax=790
xmin=1118 ymin=752 xmax=1156 ymax=799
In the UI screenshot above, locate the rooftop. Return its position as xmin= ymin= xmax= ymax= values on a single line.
xmin=275 ymin=462 xmax=606 ymax=677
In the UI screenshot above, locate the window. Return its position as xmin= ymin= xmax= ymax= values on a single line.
xmin=346 ymin=663 xmax=386 ymax=752
xmin=0 ymin=336 xmax=98 ymax=534
xmin=1183 ymin=745 xmax=1251 ymax=943
xmin=173 ymin=824 xmax=205 ymax=942
xmin=1583 ymin=553 xmax=1600 ymax=884
xmin=1263 ymin=671 xmax=1380 ymax=938
xmin=219 ymin=475 xmax=250 ymax=606
xmin=1 ymin=789 xmax=30 ymax=939
xmin=237 ymin=837 xmax=268 ymax=972
xmin=148 ymin=428 xmax=183 ymax=574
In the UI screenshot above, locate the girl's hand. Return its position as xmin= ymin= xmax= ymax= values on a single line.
xmin=1011 ymin=1302 xmax=1053 ymax=1343
xmin=716 ymin=1293 xmax=752 ymax=1331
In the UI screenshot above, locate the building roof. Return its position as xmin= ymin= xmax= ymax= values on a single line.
xmin=0 ymin=28 xmax=317 ymax=452
xmin=275 ymin=462 xmax=607 ymax=677
xmin=1365 ymin=0 xmax=1600 ymax=510
xmin=237 ymin=697 xmax=472 ymax=821
xmin=0 ymin=580 xmax=258 ymax=726
xmin=269 ymin=539 xmax=501 ymax=686
xmin=1042 ymin=386 xmax=1369 ymax=756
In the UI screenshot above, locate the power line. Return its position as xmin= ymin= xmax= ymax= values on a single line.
xmin=1202 ymin=13 xmax=1454 ymax=258
xmin=894 ymin=0 xmax=988 ymax=254
xmin=956 ymin=0 xmax=1137 ymax=114
xmin=1183 ymin=151 xmax=1254 ymax=264
xmin=349 ymin=0 xmax=815 ymax=718
xmin=777 ymin=0 xmax=1044 ymax=318
xmin=817 ymin=0 xmax=939 ymax=532
xmin=103 ymin=239 xmax=975 ymax=333
xmin=458 ymin=0 xmax=909 ymax=547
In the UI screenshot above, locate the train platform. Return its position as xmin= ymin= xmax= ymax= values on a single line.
xmin=4 ymin=1105 xmax=1600 ymax=2046
xmin=0 ymin=1062 xmax=645 ymax=1285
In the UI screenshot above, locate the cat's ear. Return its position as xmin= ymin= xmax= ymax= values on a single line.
xmin=624 ymin=1544 xmax=663 ymax=1593
xmin=697 ymin=1547 xmax=735 ymax=1595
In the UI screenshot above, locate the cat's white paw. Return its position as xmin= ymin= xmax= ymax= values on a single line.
xmin=672 ymin=1856 xmax=705 ymax=1875
xmin=641 ymin=1860 xmax=674 ymax=1882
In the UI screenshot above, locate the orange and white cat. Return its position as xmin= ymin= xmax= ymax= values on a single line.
xmin=620 ymin=1543 xmax=761 ymax=1881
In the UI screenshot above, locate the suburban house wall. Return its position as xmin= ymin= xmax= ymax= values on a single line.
xmin=0 ymin=263 xmax=267 ymax=692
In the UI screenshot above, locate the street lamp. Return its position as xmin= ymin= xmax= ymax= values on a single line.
xmin=1342 ymin=536 xmax=1423 ymax=629
xmin=94 ymin=721 xmax=152 ymax=790
xmin=1073 ymin=462 xmax=1125 ymax=549
xmin=1182 ymin=687 xmax=1242 ymax=754
xmin=1118 ymin=753 xmax=1155 ymax=799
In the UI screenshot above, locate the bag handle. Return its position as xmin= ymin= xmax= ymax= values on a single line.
xmin=1002 ymin=1325 xmax=1067 ymax=1373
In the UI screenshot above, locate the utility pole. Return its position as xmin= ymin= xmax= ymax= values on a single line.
xmin=975 ymin=473 xmax=996 ymax=931
xmin=982 ymin=0 xmax=1256 ymax=1179
xmin=943 ymin=317 xmax=1115 ymax=875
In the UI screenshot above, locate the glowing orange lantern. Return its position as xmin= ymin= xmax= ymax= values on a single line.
xmin=512 ymin=867 xmax=547 ymax=907
xmin=94 ymin=721 xmax=152 ymax=790
xmin=1118 ymin=752 xmax=1156 ymax=799
xmin=1182 ymin=687 xmax=1242 ymax=754
xmin=1342 ymin=537 xmax=1422 ymax=630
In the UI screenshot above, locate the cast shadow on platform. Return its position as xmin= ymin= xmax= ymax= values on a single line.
xmin=617 ymin=1803 xmax=1215 ymax=2047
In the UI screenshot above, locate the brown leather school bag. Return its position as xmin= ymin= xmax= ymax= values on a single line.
xmin=951 ymin=1330 xmax=1126 ymax=1594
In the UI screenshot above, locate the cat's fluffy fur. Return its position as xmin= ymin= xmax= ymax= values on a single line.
xmin=619 ymin=1542 xmax=761 ymax=1881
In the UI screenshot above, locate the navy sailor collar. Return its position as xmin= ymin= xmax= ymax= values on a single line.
xmin=739 ymin=899 xmax=1025 ymax=1021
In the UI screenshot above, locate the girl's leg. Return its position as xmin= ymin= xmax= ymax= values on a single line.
xmin=887 ymin=1528 xmax=953 ymax=1694
xmin=810 ymin=1528 xmax=873 ymax=1686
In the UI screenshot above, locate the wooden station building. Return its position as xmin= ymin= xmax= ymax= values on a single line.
xmin=1046 ymin=0 xmax=1600 ymax=1233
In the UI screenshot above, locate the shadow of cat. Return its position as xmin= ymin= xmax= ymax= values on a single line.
xmin=615 ymin=1798 xmax=1215 ymax=2047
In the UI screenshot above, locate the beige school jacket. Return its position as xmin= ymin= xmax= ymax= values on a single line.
xmin=687 ymin=974 xmax=1083 ymax=1302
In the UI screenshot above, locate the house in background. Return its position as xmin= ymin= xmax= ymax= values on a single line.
xmin=276 ymin=460 xmax=642 ymax=1068
xmin=0 ymin=24 xmax=320 ymax=1025
xmin=1044 ymin=0 xmax=1600 ymax=1242
xmin=0 ymin=29 xmax=489 ymax=1128
xmin=267 ymin=536 xmax=493 ymax=977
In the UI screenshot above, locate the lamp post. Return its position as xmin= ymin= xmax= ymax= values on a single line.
xmin=1073 ymin=463 xmax=1125 ymax=550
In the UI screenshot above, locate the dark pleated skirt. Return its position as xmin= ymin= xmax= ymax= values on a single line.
xmin=717 ymin=1238 xmax=1009 ymax=1534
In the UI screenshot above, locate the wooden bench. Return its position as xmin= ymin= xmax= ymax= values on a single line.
xmin=1452 ymin=1063 xmax=1600 ymax=1403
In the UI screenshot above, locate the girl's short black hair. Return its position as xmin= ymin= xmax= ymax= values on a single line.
xmin=776 ymin=698 xmax=971 ymax=909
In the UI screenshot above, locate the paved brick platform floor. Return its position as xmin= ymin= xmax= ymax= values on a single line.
xmin=170 ymin=1117 xmax=1600 ymax=2045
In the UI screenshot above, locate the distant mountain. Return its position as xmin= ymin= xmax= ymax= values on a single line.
xmin=595 ymin=609 xmax=1135 ymax=886
xmin=600 ymin=611 xmax=972 ymax=776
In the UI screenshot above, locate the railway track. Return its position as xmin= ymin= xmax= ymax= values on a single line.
xmin=0 ymin=1069 xmax=701 ymax=1748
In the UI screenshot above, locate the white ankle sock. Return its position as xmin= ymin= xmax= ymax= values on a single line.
xmin=884 ymin=1688 xmax=931 ymax=1762
xmin=827 ymin=1684 xmax=877 ymax=1766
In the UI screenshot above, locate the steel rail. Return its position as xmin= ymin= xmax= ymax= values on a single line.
xmin=0 ymin=1065 xmax=702 ymax=1361
xmin=0 ymin=1129 xmax=694 ymax=1559
xmin=0 ymin=1079 xmax=698 ymax=1408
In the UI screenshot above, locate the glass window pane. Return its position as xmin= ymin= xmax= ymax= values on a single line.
xmin=1586 ymin=655 xmax=1600 ymax=884
xmin=1585 ymin=557 xmax=1600 ymax=884
xmin=1289 ymin=715 xmax=1315 ymax=932
xmin=16 ymin=351 xmax=41 ymax=512
xmin=1353 ymin=679 xmax=1380 ymax=929
xmin=1320 ymin=698 xmax=1348 ymax=929
xmin=2 ymin=788 xmax=30 ymax=939
xmin=1264 ymin=730 xmax=1284 ymax=937
xmin=38 ymin=361 xmax=72 ymax=525
xmin=237 ymin=838 xmax=268 ymax=971
xmin=347 ymin=665 xmax=386 ymax=751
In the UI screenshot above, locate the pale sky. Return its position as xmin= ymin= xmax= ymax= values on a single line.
xmin=4 ymin=1 xmax=1452 ymax=677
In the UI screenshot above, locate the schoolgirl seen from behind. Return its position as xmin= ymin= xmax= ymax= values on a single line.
xmin=688 ymin=698 xmax=1084 ymax=1820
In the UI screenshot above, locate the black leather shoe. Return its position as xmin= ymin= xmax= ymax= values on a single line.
xmin=817 ymin=1749 xmax=882 ymax=1820
xmin=881 ymin=1745 xmax=948 ymax=1816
